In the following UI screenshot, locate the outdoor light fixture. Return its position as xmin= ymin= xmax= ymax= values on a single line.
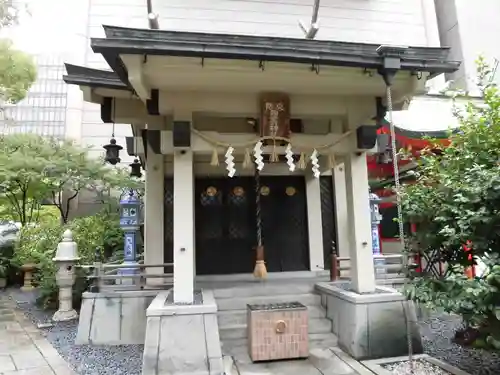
xmin=129 ymin=158 xmax=142 ymax=178
xmin=103 ymin=138 xmax=123 ymax=165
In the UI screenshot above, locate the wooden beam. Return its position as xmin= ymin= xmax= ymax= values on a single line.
xmin=158 ymin=91 xmax=353 ymax=118
xmin=120 ymin=55 xmax=151 ymax=102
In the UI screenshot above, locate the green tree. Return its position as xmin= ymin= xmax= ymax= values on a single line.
xmin=0 ymin=133 xmax=141 ymax=225
xmin=0 ymin=0 xmax=19 ymax=28
xmin=0 ymin=0 xmax=36 ymax=106
xmin=402 ymin=57 xmax=500 ymax=349
xmin=0 ymin=134 xmax=51 ymax=225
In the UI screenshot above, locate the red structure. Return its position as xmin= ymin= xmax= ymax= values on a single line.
xmin=370 ymin=122 xmax=475 ymax=277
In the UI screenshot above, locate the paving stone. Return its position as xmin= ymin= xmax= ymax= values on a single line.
xmin=11 ymin=348 xmax=47 ymax=370
xmin=32 ymin=339 xmax=61 ymax=359
xmin=0 ymin=294 xmax=74 ymax=375
xmin=2 ymin=365 xmax=56 ymax=374
xmin=51 ymin=364 xmax=77 ymax=375
xmin=0 ymin=355 xmax=16 ymax=372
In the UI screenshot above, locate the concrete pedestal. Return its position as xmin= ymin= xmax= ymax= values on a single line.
xmin=142 ymin=289 xmax=223 ymax=375
xmin=315 ymin=282 xmax=423 ymax=360
xmin=76 ymin=290 xmax=159 ymax=345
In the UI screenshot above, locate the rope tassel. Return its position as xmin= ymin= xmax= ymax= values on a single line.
xmin=298 ymin=152 xmax=307 ymax=170
xmin=328 ymin=154 xmax=336 ymax=169
xmin=242 ymin=148 xmax=252 ymax=169
xmin=253 ymin=167 xmax=267 ymax=279
xmin=210 ymin=148 xmax=219 ymax=166
xmin=270 ymin=143 xmax=279 ymax=162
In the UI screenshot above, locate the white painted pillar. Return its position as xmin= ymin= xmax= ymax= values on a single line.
xmin=173 ymin=121 xmax=195 ymax=304
xmin=332 ymin=164 xmax=350 ymax=259
xmin=306 ymin=175 xmax=324 ymax=271
xmin=144 ymin=131 xmax=164 ymax=286
xmin=344 ymin=153 xmax=376 ymax=293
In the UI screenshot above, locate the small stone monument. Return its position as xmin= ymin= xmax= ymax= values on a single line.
xmin=52 ymin=229 xmax=80 ymax=322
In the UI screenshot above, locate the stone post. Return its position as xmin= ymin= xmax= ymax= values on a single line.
xmin=52 ymin=229 xmax=80 ymax=322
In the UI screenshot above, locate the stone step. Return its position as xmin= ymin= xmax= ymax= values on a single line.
xmin=216 ymin=293 xmax=321 ymax=311
xmin=217 ymin=305 xmax=326 ymax=326
xmin=219 ymin=318 xmax=332 ymax=340
xmin=212 ymin=281 xmax=317 ymax=299
xmin=221 ymin=332 xmax=338 ymax=351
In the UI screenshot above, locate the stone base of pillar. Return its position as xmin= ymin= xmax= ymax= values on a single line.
xmin=315 ymin=282 xmax=423 ymax=360
xmin=52 ymin=309 xmax=78 ymax=322
xmin=76 ymin=290 xmax=159 ymax=345
xmin=142 ymin=289 xmax=223 ymax=375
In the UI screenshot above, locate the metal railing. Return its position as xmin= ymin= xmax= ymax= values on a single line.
xmin=79 ymin=261 xmax=173 ymax=292
xmin=329 ymin=253 xmax=413 ymax=284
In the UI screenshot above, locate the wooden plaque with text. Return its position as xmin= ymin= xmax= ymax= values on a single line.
xmin=259 ymin=93 xmax=291 ymax=138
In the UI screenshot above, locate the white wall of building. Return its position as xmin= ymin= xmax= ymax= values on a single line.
xmin=148 ymin=0 xmax=440 ymax=47
xmin=435 ymin=0 xmax=500 ymax=93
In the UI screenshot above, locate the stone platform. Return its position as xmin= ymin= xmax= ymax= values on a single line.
xmin=76 ymin=290 xmax=159 ymax=345
xmin=142 ymin=289 xmax=223 ymax=375
xmin=315 ymin=282 xmax=423 ymax=360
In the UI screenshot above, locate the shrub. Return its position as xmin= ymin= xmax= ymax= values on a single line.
xmin=401 ymin=58 xmax=500 ymax=349
xmin=14 ymin=210 xmax=124 ymax=309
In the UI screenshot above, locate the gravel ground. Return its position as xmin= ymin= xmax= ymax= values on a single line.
xmin=383 ymin=359 xmax=450 ymax=375
xmin=4 ymin=288 xmax=500 ymax=375
xmin=419 ymin=314 xmax=500 ymax=375
xmin=4 ymin=288 xmax=143 ymax=375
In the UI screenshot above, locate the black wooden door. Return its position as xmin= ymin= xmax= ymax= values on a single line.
xmin=195 ymin=176 xmax=309 ymax=275
xmin=320 ymin=176 xmax=336 ymax=269
xmin=195 ymin=177 xmax=255 ymax=275
xmin=164 ymin=178 xmax=174 ymax=274
xmin=260 ymin=176 xmax=309 ymax=272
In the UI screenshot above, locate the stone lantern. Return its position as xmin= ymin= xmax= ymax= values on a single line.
xmin=103 ymin=138 xmax=123 ymax=165
xmin=52 ymin=229 xmax=80 ymax=321
xmin=118 ymin=189 xmax=142 ymax=284
xmin=369 ymin=190 xmax=385 ymax=275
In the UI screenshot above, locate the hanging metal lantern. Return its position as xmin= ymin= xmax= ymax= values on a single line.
xmin=129 ymin=158 xmax=142 ymax=178
xmin=103 ymin=138 xmax=123 ymax=165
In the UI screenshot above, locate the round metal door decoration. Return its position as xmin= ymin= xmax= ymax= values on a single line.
xmin=206 ymin=186 xmax=217 ymax=197
xmin=233 ymin=186 xmax=245 ymax=196
xmin=285 ymin=186 xmax=296 ymax=196
xmin=260 ymin=186 xmax=270 ymax=196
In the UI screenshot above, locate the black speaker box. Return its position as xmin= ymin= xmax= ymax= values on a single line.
xmin=146 ymin=89 xmax=160 ymax=115
xmin=173 ymin=121 xmax=191 ymax=148
xmin=356 ymin=125 xmax=377 ymax=149
xmin=101 ymin=97 xmax=113 ymax=123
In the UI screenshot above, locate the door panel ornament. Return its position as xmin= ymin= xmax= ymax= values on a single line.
xmin=260 ymin=186 xmax=270 ymax=196
xmin=233 ymin=186 xmax=245 ymax=196
xmin=285 ymin=186 xmax=296 ymax=196
xmin=206 ymin=186 xmax=217 ymax=196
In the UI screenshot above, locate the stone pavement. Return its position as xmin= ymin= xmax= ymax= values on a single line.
xmin=0 ymin=295 xmax=76 ymax=375
xmin=225 ymin=345 xmax=375 ymax=375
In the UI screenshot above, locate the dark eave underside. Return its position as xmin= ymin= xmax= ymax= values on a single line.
xmin=63 ymin=63 xmax=130 ymax=91
xmin=91 ymin=26 xmax=460 ymax=84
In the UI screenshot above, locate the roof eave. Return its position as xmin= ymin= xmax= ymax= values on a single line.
xmin=63 ymin=75 xmax=130 ymax=91
xmin=91 ymin=37 xmax=460 ymax=77
xmin=63 ymin=64 xmax=130 ymax=91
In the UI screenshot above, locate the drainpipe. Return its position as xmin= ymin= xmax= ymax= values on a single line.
xmin=299 ymin=0 xmax=321 ymax=39
xmin=146 ymin=0 xmax=160 ymax=29
xmin=377 ymin=44 xmax=417 ymax=373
